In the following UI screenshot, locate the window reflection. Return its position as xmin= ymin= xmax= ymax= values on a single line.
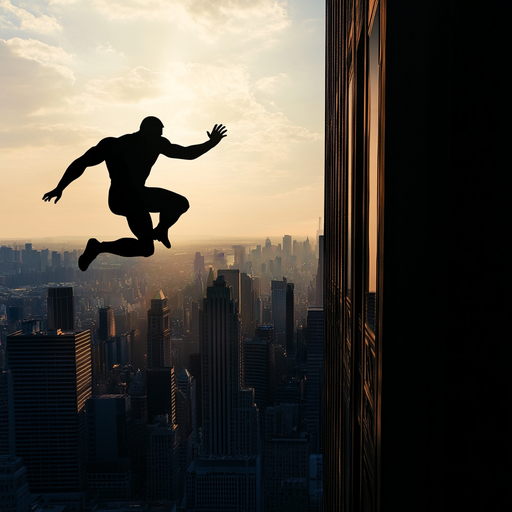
xmin=347 ymin=76 xmax=353 ymax=300
xmin=367 ymin=6 xmax=379 ymax=332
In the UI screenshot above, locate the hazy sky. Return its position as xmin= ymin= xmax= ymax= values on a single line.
xmin=0 ymin=0 xmax=324 ymax=243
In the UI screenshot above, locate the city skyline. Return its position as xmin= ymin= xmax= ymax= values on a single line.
xmin=0 ymin=0 xmax=324 ymax=241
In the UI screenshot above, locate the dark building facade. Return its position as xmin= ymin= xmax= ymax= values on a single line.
xmin=47 ymin=286 xmax=74 ymax=332
xmin=323 ymin=1 xmax=508 ymax=510
xmin=6 ymin=330 xmax=92 ymax=492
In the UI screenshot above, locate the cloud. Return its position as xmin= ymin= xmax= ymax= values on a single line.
xmin=255 ymin=73 xmax=289 ymax=93
xmin=2 ymin=37 xmax=74 ymax=80
xmin=85 ymin=66 xmax=164 ymax=104
xmin=0 ymin=39 xmax=74 ymax=127
xmin=0 ymin=0 xmax=62 ymax=33
xmin=48 ymin=0 xmax=290 ymax=40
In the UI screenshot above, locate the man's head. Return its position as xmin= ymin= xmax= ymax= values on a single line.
xmin=140 ymin=116 xmax=164 ymax=138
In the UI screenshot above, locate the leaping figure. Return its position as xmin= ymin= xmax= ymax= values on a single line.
xmin=43 ymin=117 xmax=227 ymax=271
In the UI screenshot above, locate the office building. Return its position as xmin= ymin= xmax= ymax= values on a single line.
xmin=177 ymin=368 xmax=198 ymax=451
xmin=285 ymin=283 xmax=294 ymax=356
xmin=201 ymin=275 xmax=242 ymax=455
xmin=217 ymin=269 xmax=241 ymax=313
xmin=0 ymin=455 xmax=31 ymax=512
xmin=147 ymin=290 xmax=171 ymax=369
xmin=320 ymin=0 xmax=511 ymax=508
xmin=185 ymin=455 xmax=261 ymax=512
xmin=146 ymin=367 xmax=176 ymax=424
xmin=201 ymin=275 xmax=258 ymax=457
xmin=98 ymin=306 xmax=115 ymax=341
xmin=270 ymin=279 xmax=287 ymax=346
xmin=85 ymin=395 xmax=133 ymax=500
xmin=6 ymin=330 xmax=92 ymax=492
xmin=243 ymin=337 xmax=272 ymax=411
xmin=0 ymin=368 xmax=14 ymax=456
xmin=263 ymin=437 xmax=309 ymax=512
xmin=306 ymin=308 xmax=324 ymax=455
xmin=47 ymin=286 xmax=74 ymax=332
xmin=147 ymin=414 xmax=180 ymax=501
xmin=241 ymin=272 xmax=255 ymax=337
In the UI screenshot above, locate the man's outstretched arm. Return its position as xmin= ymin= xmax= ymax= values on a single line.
xmin=42 ymin=140 xmax=109 ymax=204
xmin=161 ymin=124 xmax=227 ymax=160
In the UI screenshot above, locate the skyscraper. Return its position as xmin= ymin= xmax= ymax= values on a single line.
xmin=217 ymin=268 xmax=241 ymax=314
xmin=47 ymin=286 xmax=74 ymax=332
xmin=6 ymin=329 xmax=92 ymax=492
xmin=147 ymin=415 xmax=180 ymax=501
xmin=285 ymin=282 xmax=294 ymax=356
xmin=98 ymin=306 xmax=115 ymax=341
xmin=147 ymin=290 xmax=171 ymax=369
xmin=271 ymin=278 xmax=287 ymax=346
xmin=85 ymin=395 xmax=133 ymax=500
xmin=320 ymin=1 xmax=495 ymax=509
xmin=201 ymin=275 xmax=242 ymax=455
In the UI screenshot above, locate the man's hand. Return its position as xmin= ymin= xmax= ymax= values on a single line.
xmin=207 ymin=124 xmax=227 ymax=145
xmin=42 ymin=188 xmax=63 ymax=204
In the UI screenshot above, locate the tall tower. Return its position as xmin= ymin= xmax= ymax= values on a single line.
xmin=285 ymin=282 xmax=294 ymax=356
xmin=271 ymin=278 xmax=287 ymax=346
xmin=201 ymin=275 xmax=242 ymax=455
xmin=217 ymin=269 xmax=241 ymax=314
xmin=47 ymin=285 xmax=74 ymax=332
xmin=98 ymin=306 xmax=115 ymax=341
xmin=147 ymin=290 xmax=171 ymax=369
xmin=6 ymin=329 xmax=92 ymax=492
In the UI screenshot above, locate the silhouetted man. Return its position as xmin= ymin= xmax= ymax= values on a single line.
xmin=43 ymin=117 xmax=227 ymax=271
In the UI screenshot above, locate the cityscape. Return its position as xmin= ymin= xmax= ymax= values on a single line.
xmin=1 ymin=0 xmax=503 ymax=510
xmin=0 ymin=231 xmax=324 ymax=511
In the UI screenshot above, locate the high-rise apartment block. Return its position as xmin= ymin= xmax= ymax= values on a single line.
xmin=6 ymin=330 xmax=92 ymax=492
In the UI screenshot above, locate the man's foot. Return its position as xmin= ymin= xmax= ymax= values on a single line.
xmin=78 ymin=238 xmax=101 ymax=271
xmin=153 ymin=226 xmax=171 ymax=249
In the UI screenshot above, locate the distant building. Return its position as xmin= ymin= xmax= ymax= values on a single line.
xmin=0 ymin=368 xmax=14 ymax=456
xmin=6 ymin=330 xmax=92 ymax=492
xmin=306 ymin=307 xmax=324 ymax=454
xmin=85 ymin=395 xmax=133 ymax=500
xmin=147 ymin=290 xmax=171 ymax=369
xmin=185 ymin=455 xmax=261 ymax=512
xmin=0 ymin=455 xmax=31 ymax=512
xmin=47 ymin=286 xmax=74 ymax=332
xmin=147 ymin=414 xmax=180 ymax=501
xmin=146 ymin=367 xmax=176 ymax=424
xmin=263 ymin=437 xmax=309 ymax=512
xmin=98 ymin=306 xmax=115 ymax=341
xmin=271 ymin=279 xmax=287 ymax=346
xmin=201 ymin=276 xmax=258 ymax=456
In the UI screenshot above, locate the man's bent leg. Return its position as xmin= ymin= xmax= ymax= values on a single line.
xmin=78 ymin=211 xmax=155 ymax=271
xmin=145 ymin=187 xmax=189 ymax=249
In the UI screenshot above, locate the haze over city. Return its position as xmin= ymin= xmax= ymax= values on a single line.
xmin=0 ymin=0 xmax=324 ymax=242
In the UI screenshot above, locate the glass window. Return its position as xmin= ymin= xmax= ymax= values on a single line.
xmin=367 ymin=5 xmax=380 ymax=332
xmin=347 ymin=75 xmax=354 ymax=300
